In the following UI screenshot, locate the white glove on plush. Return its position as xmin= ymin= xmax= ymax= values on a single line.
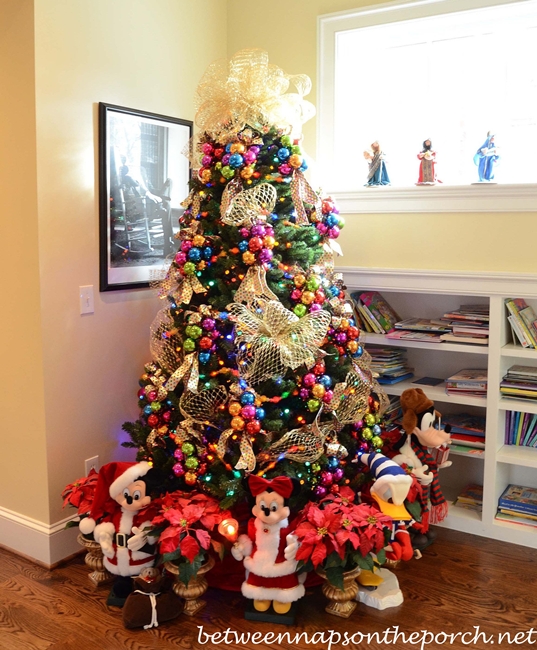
xmin=231 ymin=534 xmax=253 ymax=561
xmin=284 ymin=534 xmax=299 ymax=561
xmin=99 ymin=533 xmax=114 ymax=558
xmin=413 ymin=464 xmax=434 ymax=486
xmin=127 ymin=526 xmax=148 ymax=552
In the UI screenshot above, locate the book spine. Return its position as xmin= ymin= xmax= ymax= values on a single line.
xmin=446 ymin=382 xmax=487 ymax=389
xmin=357 ymin=304 xmax=375 ymax=333
xmin=362 ymin=304 xmax=385 ymax=334
xmin=506 ymin=301 xmax=535 ymax=347
xmin=498 ymin=500 xmax=537 ymax=516
xmin=507 ymin=314 xmax=531 ymax=348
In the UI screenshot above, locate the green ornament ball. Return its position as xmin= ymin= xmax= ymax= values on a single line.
xmin=291 ymin=144 xmax=302 ymax=154
xmin=222 ymin=165 xmax=235 ymax=179
xmin=337 ymin=216 xmax=345 ymax=229
xmin=183 ymin=262 xmax=196 ymax=276
xmin=312 ymin=463 xmax=321 ymax=473
xmin=362 ymin=427 xmax=373 ymax=440
xmin=372 ymin=435 xmax=383 ymax=448
xmin=307 ymin=398 xmax=321 ymax=412
xmin=185 ymin=456 xmax=199 ymax=469
xmin=181 ymin=442 xmax=195 ymax=456
xmin=150 ymin=401 xmax=161 ymax=412
xmin=364 ymin=413 xmax=376 ymax=427
xmin=281 ymin=135 xmax=292 ymax=146
xmin=293 ymin=304 xmax=307 ymax=317
xmin=306 ymin=277 xmax=320 ymax=291
xmin=185 ymin=325 xmax=202 ymax=340
xmin=183 ymin=338 xmax=196 ymax=353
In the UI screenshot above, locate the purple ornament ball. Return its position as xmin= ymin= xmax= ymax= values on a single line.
xmin=202 ymin=318 xmax=216 ymax=331
xmin=299 ymin=388 xmax=310 ymax=400
xmin=314 ymin=486 xmax=328 ymax=498
xmin=201 ymin=155 xmax=212 ymax=167
xmin=172 ymin=462 xmax=185 ymax=476
xmin=258 ymin=248 xmax=273 ymax=264
xmin=251 ymin=224 xmax=266 ymax=237
xmin=335 ymin=332 xmax=348 ymax=344
xmin=333 ymin=468 xmax=344 ymax=481
xmin=309 ymin=303 xmax=322 ymax=312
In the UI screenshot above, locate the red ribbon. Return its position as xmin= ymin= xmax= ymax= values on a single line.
xmin=248 ymin=475 xmax=294 ymax=499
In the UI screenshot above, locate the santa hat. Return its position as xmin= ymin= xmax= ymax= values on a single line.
xmin=79 ymin=461 xmax=151 ymax=535
xmin=360 ymin=452 xmax=412 ymax=506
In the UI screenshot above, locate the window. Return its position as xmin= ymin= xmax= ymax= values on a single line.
xmin=318 ymin=0 xmax=537 ymax=211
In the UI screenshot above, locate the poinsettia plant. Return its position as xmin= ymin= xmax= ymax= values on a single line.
xmin=61 ymin=469 xmax=99 ymax=531
xmin=294 ymin=487 xmax=393 ymax=589
xmin=151 ymin=490 xmax=230 ymax=586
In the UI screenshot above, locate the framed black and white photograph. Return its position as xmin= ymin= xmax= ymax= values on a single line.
xmin=99 ymin=103 xmax=192 ymax=291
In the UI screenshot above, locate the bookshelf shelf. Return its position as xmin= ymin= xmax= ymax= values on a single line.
xmin=500 ymin=344 xmax=537 ymax=359
xmin=381 ymin=379 xmax=487 ymax=407
xmin=343 ymin=267 xmax=537 ymax=549
xmin=498 ymin=398 xmax=537 ymax=415
xmin=497 ymin=445 xmax=537 ymax=469
xmin=449 ymin=448 xmax=485 ymax=460
xmin=364 ymin=332 xmax=488 ymax=355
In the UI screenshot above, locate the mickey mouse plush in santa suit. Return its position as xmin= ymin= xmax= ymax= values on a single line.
xmin=80 ymin=461 xmax=159 ymax=601
xmin=231 ymin=475 xmax=305 ymax=615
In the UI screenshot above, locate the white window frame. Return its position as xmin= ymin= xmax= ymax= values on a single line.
xmin=317 ymin=0 xmax=537 ymax=213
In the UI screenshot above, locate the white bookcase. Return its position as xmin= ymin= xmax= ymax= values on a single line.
xmin=341 ymin=267 xmax=537 ymax=549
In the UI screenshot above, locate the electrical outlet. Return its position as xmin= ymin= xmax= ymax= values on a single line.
xmin=85 ymin=456 xmax=99 ymax=475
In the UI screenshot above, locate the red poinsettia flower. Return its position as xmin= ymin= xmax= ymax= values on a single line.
xmin=151 ymin=490 xmax=228 ymax=564
xmin=61 ymin=469 xmax=98 ymax=516
xmin=295 ymin=502 xmax=342 ymax=567
xmin=347 ymin=504 xmax=393 ymax=556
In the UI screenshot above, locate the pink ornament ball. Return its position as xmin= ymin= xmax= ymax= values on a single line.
xmin=240 ymin=228 xmax=250 ymax=238
xmin=309 ymin=303 xmax=322 ymax=312
xmin=175 ymin=251 xmax=187 ymax=265
xmin=251 ymin=224 xmax=266 ymax=237
xmin=162 ymin=411 xmax=172 ymax=422
xmin=222 ymin=153 xmax=231 ymax=165
xmin=335 ymin=332 xmax=348 ymax=344
xmin=243 ymin=150 xmax=257 ymax=164
xmin=202 ymin=318 xmax=215 ymax=331
xmin=146 ymin=390 xmax=157 ymax=402
xmin=201 ymin=155 xmax=212 ymax=167
xmin=322 ymin=389 xmax=334 ymax=403
xmin=241 ymin=405 xmax=257 ymax=420
xmin=137 ymin=388 xmax=145 ymax=398
xmin=202 ymin=143 xmax=214 ymax=155
xmin=299 ymin=388 xmax=310 ymax=400
xmin=249 ymin=145 xmax=260 ymax=154
xmin=303 ymin=373 xmax=316 ymax=387
xmin=321 ymin=471 xmax=334 ymax=486
xmin=317 ymin=223 xmax=328 ymax=235
xmin=291 ymin=289 xmax=302 ymax=301
xmin=181 ymin=240 xmax=193 ymax=253
xmin=328 ymin=226 xmax=340 ymax=238
xmin=172 ymin=462 xmax=185 ymax=476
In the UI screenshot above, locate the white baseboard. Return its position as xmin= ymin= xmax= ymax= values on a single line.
xmin=0 ymin=505 xmax=81 ymax=567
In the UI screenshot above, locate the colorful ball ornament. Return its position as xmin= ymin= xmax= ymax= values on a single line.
xmin=181 ymin=442 xmax=195 ymax=456
xmin=183 ymin=339 xmax=196 ymax=353
xmin=185 ymin=472 xmax=197 ymax=486
xmin=173 ymin=463 xmax=185 ymax=477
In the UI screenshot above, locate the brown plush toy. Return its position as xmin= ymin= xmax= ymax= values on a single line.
xmin=122 ymin=567 xmax=182 ymax=629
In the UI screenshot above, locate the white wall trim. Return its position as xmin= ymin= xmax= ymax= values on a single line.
xmin=332 ymin=184 xmax=537 ymax=214
xmin=339 ymin=266 xmax=537 ymax=297
xmin=0 ymin=506 xmax=81 ymax=567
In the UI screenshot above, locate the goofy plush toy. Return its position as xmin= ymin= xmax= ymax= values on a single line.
xmin=232 ymin=475 xmax=305 ymax=615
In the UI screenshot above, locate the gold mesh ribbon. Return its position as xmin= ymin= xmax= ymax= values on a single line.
xmin=258 ymin=418 xmax=328 ymax=465
xmin=220 ymin=177 xmax=243 ymax=220
xmin=164 ymin=353 xmax=199 ymax=393
xmin=290 ymin=169 xmax=321 ymax=226
xmin=228 ymin=300 xmax=331 ymax=385
xmin=181 ymin=189 xmax=202 ymax=219
xmin=222 ymin=182 xmax=277 ymax=227
xmin=195 ymin=49 xmax=315 ymax=143
xmin=234 ymin=266 xmax=279 ymax=306
xmin=175 ymin=386 xmax=228 ymax=446
xmin=153 ymin=261 xmax=207 ymax=305
xmin=216 ymin=428 xmax=256 ymax=473
xmin=149 ymin=308 xmax=181 ymax=373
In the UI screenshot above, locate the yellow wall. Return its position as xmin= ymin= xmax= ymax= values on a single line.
xmin=0 ymin=0 xmax=50 ymax=521
xmin=227 ymin=0 xmax=537 ymax=273
xmin=31 ymin=0 xmax=227 ymax=524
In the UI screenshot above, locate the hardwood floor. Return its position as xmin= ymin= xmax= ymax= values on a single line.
xmin=1 ymin=528 xmax=536 ymax=649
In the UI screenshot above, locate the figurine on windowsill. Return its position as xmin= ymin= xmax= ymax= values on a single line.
xmin=364 ymin=141 xmax=390 ymax=186
xmin=416 ymin=139 xmax=440 ymax=185
xmin=474 ymin=131 xmax=500 ymax=182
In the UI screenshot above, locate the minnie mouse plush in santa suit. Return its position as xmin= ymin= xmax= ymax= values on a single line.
xmin=232 ymin=475 xmax=305 ymax=615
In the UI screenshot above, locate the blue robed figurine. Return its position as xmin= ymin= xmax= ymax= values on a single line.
xmin=364 ymin=141 xmax=390 ymax=186
xmin=473 ymin=131 xmax=500 ymax=182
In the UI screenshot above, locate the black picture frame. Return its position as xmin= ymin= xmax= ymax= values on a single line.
xmin=99 ymin=103 xmax=193 ymax=291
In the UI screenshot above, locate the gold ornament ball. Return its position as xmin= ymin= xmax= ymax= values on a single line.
xmin=242 ymin=251 xmax=256 ymax=265
xmin=289 ymin=154 xmax=303 ymax=168
xmin=231 ymin=416 xmax=245 ymax=431
xmin=263 ymin=235 xmax=276 ymax=248
xmin=362 ymin=427 xmax=373 ymax=440
xmin=311 ymin=383 xmax=326 ymax=399
xmin=241 ymin=166 xmax=254 ymax=179
xmin=192 ymin=235 xmax=205 ymax=247
xmin=301 ymin=291 xmax=315 ymax=305
xmin=184 ymin=471 xmax=197 ymax=486
xmin=230 ymin=142 xmax=245 ymax=154
xmin=228 ymin=402 xmax=242 ymax=416
xmin=340 ymin=318 xmax=350 ymax=330
xmin=372 ymin=436 xmax=383 ymax=448
xmin=347 ymin=340 xmax=359 ymax=353
xmin=294 ymin=274 xmax=306 ymax=287
xmin=201 ymin=169 xmax=212 ymax=183
xmin=364 ymin=414 xmax=376 ymax=427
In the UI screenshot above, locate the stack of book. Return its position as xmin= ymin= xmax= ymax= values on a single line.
xmin=438 ymin=304 xmax=490 ymax=345
xmin=387 ymin=318 xmax=449 ymax=343
xmin=383 ymin=396 xmax=402 ymax=427
xmin=496 ymin=484 xmax=537 ymax=528
xmin=443 ymin=413 xmax=486 ymax=454
xmin=454 ymin=483 xmax=483 ymax=512
xmin=367 ymin=347 xmax=414 ymax=384
xmin=505 ymin=298 xmax=537 ymax=348
xmin=350 ymin=291 xmax=400 ymax=334
xmin=445 ymin=369 xmax=487 ymax=398
xmin=500 ymin=365 xmax=537 ymax=402
xmin=505 ymin=411 xmax=537 ymax=446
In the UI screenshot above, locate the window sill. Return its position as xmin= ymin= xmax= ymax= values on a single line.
xmin=330 ymin=183 xmax=537 ymax=214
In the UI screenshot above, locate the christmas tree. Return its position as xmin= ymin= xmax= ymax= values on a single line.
xmin=117 ymin=51 xmax=400 ymax=595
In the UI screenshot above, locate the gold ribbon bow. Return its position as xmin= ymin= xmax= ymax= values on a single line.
xmin=175 ymin=386 xmax=228 ymax=446
xmin=290 ymin=169 xmax=321 ymax=226
xmin=222 ymin=182 xmax=277 ymax=227
xmin=164 ymin=353 xmax=200 ymax=393
xmin=155 ymin=262 xmax=207 ymax=306
xmin=216 ymin=427 xmax=257 ymax=473
xmin=195 ymin=49 xmax=315 ymax=144
xmin=234 ymin=266 xmax=278 ymax=306
xmin=228 ymin=300 xmax=331 ymax=385
xmin=257 ymin=416 xmax=328 ymax=465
